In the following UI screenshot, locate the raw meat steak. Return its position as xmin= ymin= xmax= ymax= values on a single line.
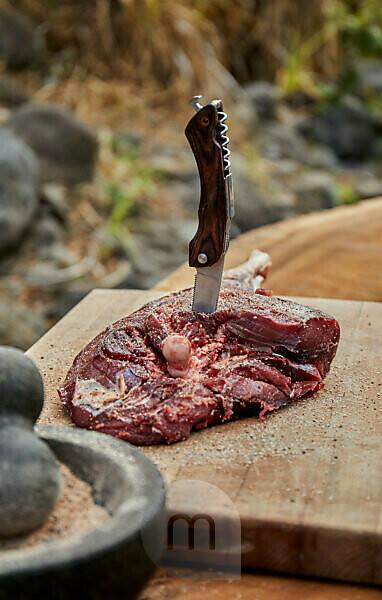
xmin=59 ymin=288 xmax=340 ymax=445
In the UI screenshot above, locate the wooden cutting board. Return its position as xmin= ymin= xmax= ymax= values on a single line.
xmin=155 ymin=198 xmax=382 ymax=301
xmin=27 ymin=289 xmax=382 ymax=586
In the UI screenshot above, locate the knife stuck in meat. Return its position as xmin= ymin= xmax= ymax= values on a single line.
xmin=186 ymin=95 xmax=234 ymax=313
xmin=59 ymin=96 xmax=340 ymax=446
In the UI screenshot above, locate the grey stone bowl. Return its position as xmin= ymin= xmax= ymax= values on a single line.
xmin=0 ymin=426 xmax=166 ymax=600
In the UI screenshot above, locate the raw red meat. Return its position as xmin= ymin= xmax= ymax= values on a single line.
xmin=59 ymin=288 xmax=340 ymax=445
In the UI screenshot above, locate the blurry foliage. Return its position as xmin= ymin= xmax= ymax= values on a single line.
xmin=275 ymin=0 xmax=382 ymax=101
xmin=334 ymin=181 xmax=360 ymax=206
xmin=9 ymin=0 xmax=382 ymax=108
xmin=276 ymin=32 xmax=330 ymax=97
xmin=12 ymin=0 xmax=222 ymax=94
xmin=96 ymin=130 xmax=159 ymax=246
xmin=12 ymin=0 xmax=340 ymax=91
xmin=192 ymin=0 xmax=257 ymax=82
xmin=327 ymin=0 xmax=382 ymax=58
xmin=365 ymin=94 xmax=382 ymax=121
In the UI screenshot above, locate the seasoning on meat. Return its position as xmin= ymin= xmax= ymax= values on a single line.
xmin=59 ymin=288 xmax=340 ymax=445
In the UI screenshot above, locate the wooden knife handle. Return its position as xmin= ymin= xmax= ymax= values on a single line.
xmin=185 ymin=104 xmax=227 ymax=268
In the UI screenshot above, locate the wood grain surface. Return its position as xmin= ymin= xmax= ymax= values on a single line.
xmin=155 ymin=198 xmax=382 ymax=300
xmin=27 ymin=289 xmax=382 ymax=587
xmin=137 ymin=567 xmax=382 ymax=600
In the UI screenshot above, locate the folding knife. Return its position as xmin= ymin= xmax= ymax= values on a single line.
xmin=185 ymin=95 xmax=234 ymax=313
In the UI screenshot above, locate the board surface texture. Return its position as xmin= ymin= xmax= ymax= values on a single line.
xmin=156 ymin=198 xmax=382 ymax=302
xmin=27 ymin=289 xmax=382 ymax=585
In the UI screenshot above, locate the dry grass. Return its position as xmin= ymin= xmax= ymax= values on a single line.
xmin=12 ymin=0 xmax=340 ymax=88
xmin=253 ymin=0 xmax=339 ymax=80
xmin=5 ymin=1 xmax=347 ymax=133
xmin=34 ymin=73 xmax=157 ymax=128
xmin=11 ymin=0 xmax=223 ymax=93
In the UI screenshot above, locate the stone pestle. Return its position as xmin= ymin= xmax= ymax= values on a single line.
xmin=0 ymin=346 xmax=60 ymax=537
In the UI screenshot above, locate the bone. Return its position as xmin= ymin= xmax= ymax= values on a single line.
xmin=162 ymin=334 xmax=192 ymax=378
xmin=223 ymin=249 xmax=271 ymax=292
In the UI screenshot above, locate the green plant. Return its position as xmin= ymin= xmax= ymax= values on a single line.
xmin=276 ymin=33 xmax=323 ymax=97
xmin=365 ymin=94 xmax=382 ymax=120
xmin=97 ymin=131 xmax=159 ymax=246
xmin=275 ymin=11 xmax=340 ymax=99
xmin=313 ymin=1 xmax=382 ymax=103
xmin=326 ymin=0 xmax=382 ymax=58
xmin=106 ymin=171 xmax=156 ymax=234
xmin=334 ymin=181 xmax=359 ymax=206
xmin=274 ymin=1 xmax=382 ymax=101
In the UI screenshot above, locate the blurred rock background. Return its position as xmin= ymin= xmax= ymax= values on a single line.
xmin=0 ymin=0 xmax=381 ymax=347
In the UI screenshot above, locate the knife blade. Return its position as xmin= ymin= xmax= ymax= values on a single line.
xmin=192 ymin=255 xmax=225 ymax=313
xmin=185 ymin=96 xmax=234 ymax=313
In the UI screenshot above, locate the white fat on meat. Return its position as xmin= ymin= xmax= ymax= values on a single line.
xmin=72 ymin=372 xmax=127 ymax=414
xmin=72 ymin=378 xmax=122 ymax=414
xmin=162 ymin=334 xmax=192 ymax=378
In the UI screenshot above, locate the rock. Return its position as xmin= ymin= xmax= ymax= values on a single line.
xmin=45 ymin=258 xmax=131 ymax=321
xmin=33 ymin=215 xmax=63 ymax=248
xmin=165 ymin=168 xmax=291 ymax=234
xmin=342 ymin=168 xmax=382 ymax=200
xmin=148 ymin=145 xmax=192 ymax=178
xmin=0 ymin=423 xmax=60 ymax=536
xmin=267 ymin=158 xmax=300 ymax=176
xmin=158 ymin=179 xmax=196 ymax=215
xmin=293 ymin=172 xmax=336 ymax=214
xmin=0 ymin=128 xmax=40 ymax=252
xmin=38 ymin=242 xmax=78 ymax=267
xmin=373 ymin=138 xmax=382 ymax=162
xmin=244 ymin=81 xmax=280 ymax=120
xmin=305 ymin=146 xmax=338 ymax=170
xmin=283 ymin=90 xmax=317 ymax=109
xmin=232 ymin=171 xmax=292 ymax=231
xmin=231 ymin=95 xmax=258 ymax=132
xmin=31 ymin=215 xmax=77 ymax=265
xmin=123 ymin=219 xmax=196 ymax=289
xmin=0 ymin=348 xmax=60 ymax=537
xmin=98 ymin=261 xmax=131 ymax=288
xmin=94 ymin=227 xmax=128 ymax=260
xmin=6 ymin=104 xmax=99 ymax=185
xmin=46 ymin=289 xmax=89 ymax=321
xmin=0 ymin=78 xmax=30 ymax=107
xmin=259 ymin=125 xmax=303 ymax=161
xmin=0 ymin=8 xmax=37 ymax=69
xmin=356 ymin=60 xmax=382 ymax=95
xmin=25 ymin=257 xmax=96 ymax=289
xmin=0 ymin=301 xmax=48 ymax=350
xmin=298 ymin=99 xmax=376 ymax=161
xmin=259 ymin=124 xmax=337 ymax=169
xmin=40 ymin=183 xmax=69 ymax=222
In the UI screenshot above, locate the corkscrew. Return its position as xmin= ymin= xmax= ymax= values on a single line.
xmin=216 ymin=105 xmax=231 ymax=175
xmin=185 ymin=95 xmax=235 ymax=313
